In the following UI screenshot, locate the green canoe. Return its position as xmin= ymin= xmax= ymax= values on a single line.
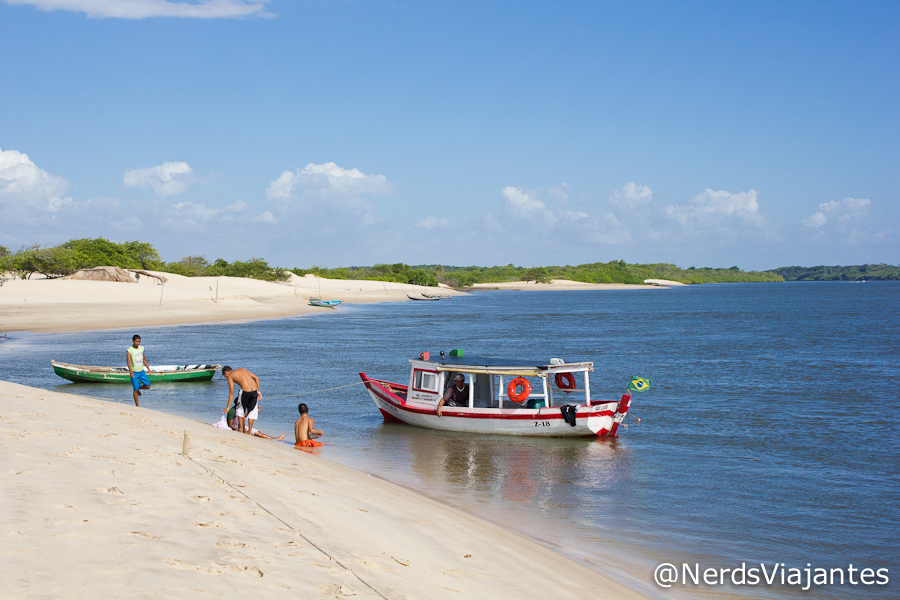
xmin=51 ymin=360 xmax=220 ymax=384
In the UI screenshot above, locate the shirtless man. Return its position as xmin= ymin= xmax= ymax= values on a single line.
xmin=225 ymin=395 xmax=284 ymax=440
xmin=294 ymin=403 xmax=323 ymax=447
xmin=222 ymin=366 xmax=261 ymax=435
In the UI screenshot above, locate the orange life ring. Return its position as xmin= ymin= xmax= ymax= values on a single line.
xmin=507 ymin=377 xmax=531 ymax=403
xmin=555 ymin=372 xmax=577 ymax=390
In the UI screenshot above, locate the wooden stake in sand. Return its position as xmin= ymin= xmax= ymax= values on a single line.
xmin=159 ymin=282 xmax=165 ymax=306
xmin=182 ymin=431 xmax=191 ymax=457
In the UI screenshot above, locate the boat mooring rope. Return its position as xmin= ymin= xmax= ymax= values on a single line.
xmin=72 ymin=380 xmax=367 ymax=406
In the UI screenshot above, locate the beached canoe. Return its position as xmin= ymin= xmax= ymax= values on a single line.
xmin=51 ymin=361 xmax=220 ymax=384
xmin=406 ymin=294 xmax=440 ymax=301
xmin=309 ymin=298 xmax=342 ymax=308
xmin=360 ymin=351 xmax=645 ymax=438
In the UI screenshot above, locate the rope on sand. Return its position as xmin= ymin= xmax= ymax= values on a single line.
xmin=183 ymin=451 xmax=389 ymax=599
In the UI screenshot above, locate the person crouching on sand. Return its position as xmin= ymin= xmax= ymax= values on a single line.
xmin=221 ymin=366 xmax=262 ymax=435
xmin=294 ymin=403 xmax=323 ymax=448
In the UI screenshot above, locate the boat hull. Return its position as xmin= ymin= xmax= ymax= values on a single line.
xmin=360 ymin=373 xmax=629 ymax=438
xmin=51 ymin=361 xmax=219 ymax=384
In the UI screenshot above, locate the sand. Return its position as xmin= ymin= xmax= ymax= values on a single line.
xmin=0 ymin=273 xmax=676 ymax=334
xmin=0 ymin=272 xmax=463 ymax=333
xmin=0 ymin=380 xmax=648 ymax=599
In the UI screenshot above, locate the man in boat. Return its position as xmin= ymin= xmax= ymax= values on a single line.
xmin=126 ymin=334 xmax=152 ymax=407
xmin=436 ymin=373 xmax=469 ymax=417
xmin=221 ymin=366 xmax=262 ymax=435
xmin=294 ymin=403 xmax=323 ymax=448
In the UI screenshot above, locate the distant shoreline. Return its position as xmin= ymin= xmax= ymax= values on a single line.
xmin=0 ymin=273 xmax=677 ymax=334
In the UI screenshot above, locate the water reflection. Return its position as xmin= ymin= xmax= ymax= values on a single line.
xmin=363 ymin=422 xmax=632 ymax=530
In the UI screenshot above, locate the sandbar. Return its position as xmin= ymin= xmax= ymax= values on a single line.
xmin=0 ymin=380 xmax=648 ymax=599
xmin=0 ymin=272 xmax=463 ymax=334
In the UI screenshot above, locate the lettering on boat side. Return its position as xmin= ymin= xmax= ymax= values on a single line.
xmin=534 ymin=421 xmax=551 ymax=427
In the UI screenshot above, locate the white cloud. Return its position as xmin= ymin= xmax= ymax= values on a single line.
xmin=223 ymin=199 xmax=247 ymax=213
xmin=124 ymin=161 xmax=193 ymax=196
xmin=111 ymin=216 xmax=143 ymax=231
xmin=801 ymin=212 xmax=827 ymax=228
xmin=665 ymin=188 xmax=760 ymax=224
xmin=548 ymin=183 xmax=570 ymax=204
xmin=172 ymin=201 xmax=218 ymax=221
xmin=266 ymin=162 xmax=390 ymax=204
xmin=416 ymin=216 xmax=449 ymax=230
xmin=801 ymin=196 xmax=871 ymax=229
xmin=562 ymin=210 xmax=589 ymax=221
xmin=611 ymin=181 xmax=653 ymax=207
xmin=0 ymin=147 xmax=73 ymax=211
xmin=501 ymin=185 xmax=553 ymax=220
xmin=253 ymin=211 xmax=277 ymax=224
xmin=5 ymin=0 xmax=270 ymax=19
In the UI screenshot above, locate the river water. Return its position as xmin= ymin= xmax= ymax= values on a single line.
xmin=1 ymin=282 xmax=897 ymax=599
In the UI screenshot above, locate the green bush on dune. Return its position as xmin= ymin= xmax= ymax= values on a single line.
xmin=1 ymin=239 xmax=288 ymax=282
xmin=291 ymin=263 xmax=438 ymax=287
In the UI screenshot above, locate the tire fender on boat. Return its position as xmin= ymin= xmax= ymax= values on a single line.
xmin=554 ymin=372 xmax=577 ymax=390
xmin=507 ymin=377 xmax=531 ymax=403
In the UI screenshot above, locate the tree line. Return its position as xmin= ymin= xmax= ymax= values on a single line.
xmin=3 ymin=238 xmax=838 ymax=286
xmin=773 ymin=264 xmax=899 ymax=281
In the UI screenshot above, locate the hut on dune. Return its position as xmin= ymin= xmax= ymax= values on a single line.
xmin=68 ymin=267 xmax=167 ymax=284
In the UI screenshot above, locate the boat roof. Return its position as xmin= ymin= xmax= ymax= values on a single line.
xmin=410 ymin=355 xmax=593 ymax=374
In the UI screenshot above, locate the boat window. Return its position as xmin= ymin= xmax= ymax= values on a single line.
xmin=412 ymin=369 xmax=440 ymax=393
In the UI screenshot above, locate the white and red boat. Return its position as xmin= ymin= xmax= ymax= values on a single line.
xmin=359 ymin=351 xmax=636 ymax=437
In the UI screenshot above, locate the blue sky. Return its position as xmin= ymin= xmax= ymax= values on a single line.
xmin=1 ymin=0 xmax=897 ymax=270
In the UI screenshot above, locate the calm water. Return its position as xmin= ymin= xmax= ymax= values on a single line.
xmin=1 ymin=283 xmax=898 ymax=599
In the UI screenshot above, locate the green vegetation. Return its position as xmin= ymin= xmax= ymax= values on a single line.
xmin=291 ymin=263 xmax=438 ymax=287
xmin=6 ymin=237 xmax=893 ymax=286
xmin=3 ymin=239 xmax=163 ymax=279
xmin=773 ymin=264 xmax=899 ymax=281
xmin=295 ymin=261 xmax=783 ymax=286
xmin=165 ymin=256 xmax=289 ymax=282
xmin=0 ymin=238 xmax=288 ymax=282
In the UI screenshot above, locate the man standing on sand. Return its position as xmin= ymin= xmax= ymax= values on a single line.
xmin=221 ymin=366 xmax=262 ymax=435
xmin=294 ymin=403 xmax=323 ymax=447
xmin=126 ymin=334 xmax=152 ymax=407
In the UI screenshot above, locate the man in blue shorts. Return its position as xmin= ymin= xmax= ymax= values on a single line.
xmin=126 ymin=334 xmax=152 ymax=407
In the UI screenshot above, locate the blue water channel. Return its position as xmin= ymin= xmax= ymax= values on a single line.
xmin=1 ymin=282 xmax=897 ymax=599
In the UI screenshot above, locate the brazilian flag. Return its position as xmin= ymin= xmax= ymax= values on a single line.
xmin=628 ymin=376 xmax=651 ymax=392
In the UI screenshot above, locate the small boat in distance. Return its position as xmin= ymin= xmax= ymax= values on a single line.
xmin=359 ymin=351 xmax=645 ymax=437
xmin=51 ymin=361 xmax=220 ymax=384
xmin=406 ymin=294 xmax=440 ymax=301
xmin=421 ymin=293 xmax=451 ymax=299
xmin=309 ymin=298 xmax=342 ymax=308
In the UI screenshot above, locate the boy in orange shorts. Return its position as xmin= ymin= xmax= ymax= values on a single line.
xmin=294 ymin=403 xmax=324 ymax=448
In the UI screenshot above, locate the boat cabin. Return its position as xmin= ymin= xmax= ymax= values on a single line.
xmin=405 ymin=351 xmax=594 ymax=412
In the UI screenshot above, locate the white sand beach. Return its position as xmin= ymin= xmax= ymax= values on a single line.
xmin=0 ymin=380 xmax=648 ymax=599
xmin=0 ymin=272 xmax=463 ymax=333
xmin=1 ymin=273 xmax=673 ymax=334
